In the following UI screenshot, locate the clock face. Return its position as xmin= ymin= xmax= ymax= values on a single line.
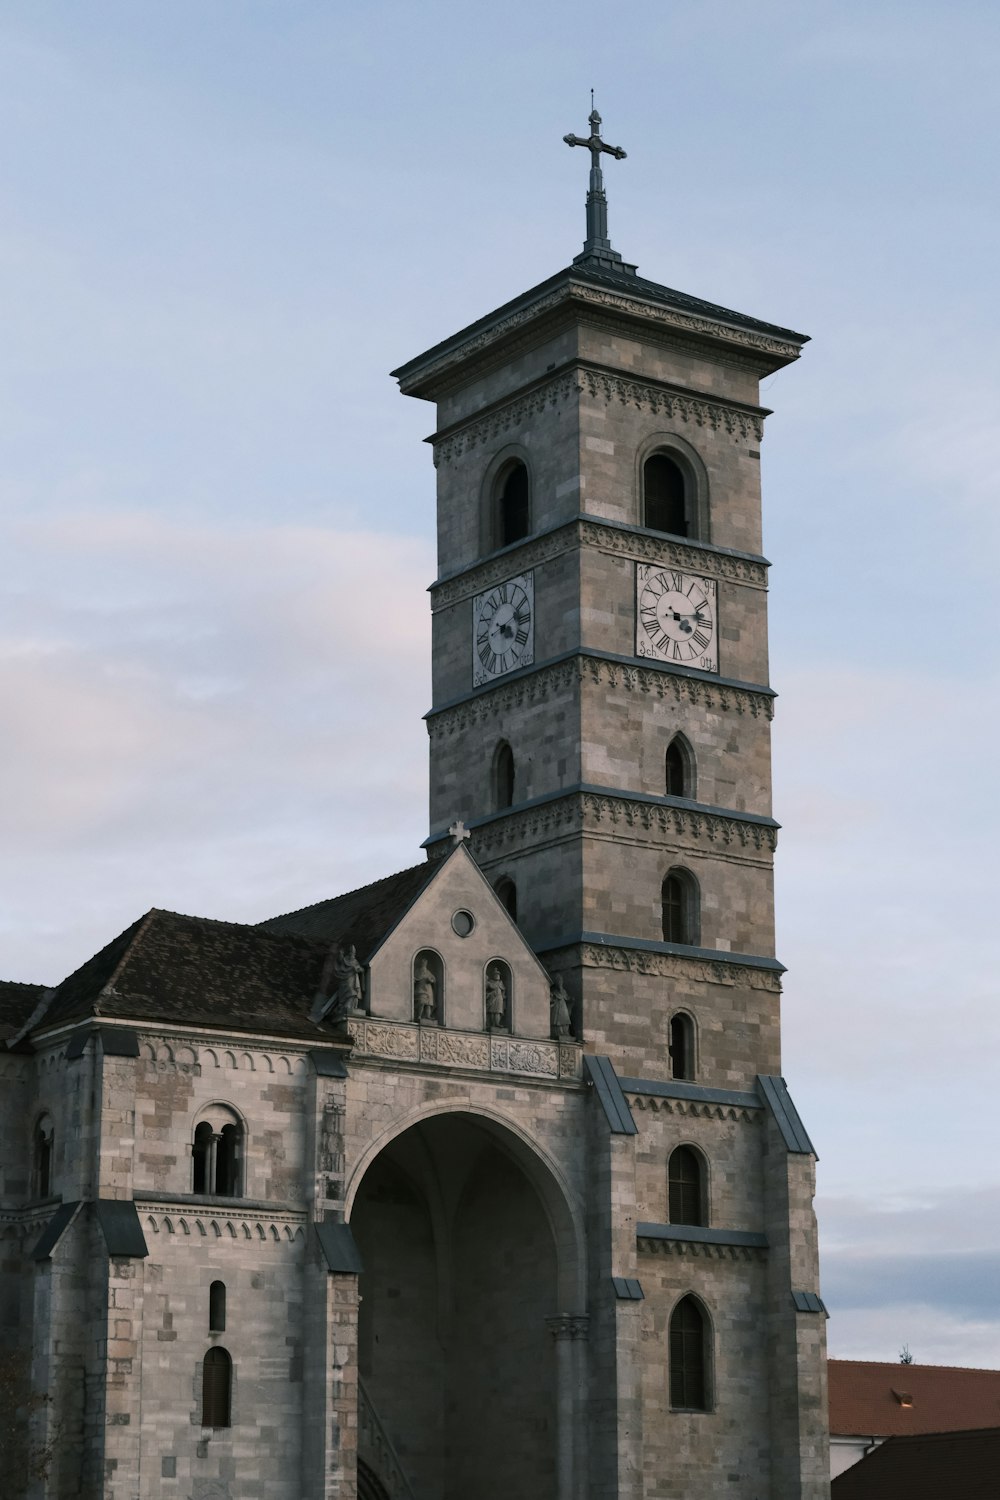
xmin=472 ymin=572 xmax=534 ymax=685
xmin=636 ymin=565 xmax=718 ymax=672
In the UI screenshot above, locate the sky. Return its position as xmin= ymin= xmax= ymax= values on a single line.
xmin=2 ymin=0 xmax=999 ymax=1368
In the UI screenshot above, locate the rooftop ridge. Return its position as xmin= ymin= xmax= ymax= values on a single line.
xmin=259 ymin=860 xmax=431 ymax=926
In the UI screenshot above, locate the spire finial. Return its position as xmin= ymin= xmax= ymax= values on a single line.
xmin=563 ymin=101 xmax=627 ymax=268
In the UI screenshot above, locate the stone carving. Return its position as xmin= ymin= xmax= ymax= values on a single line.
xmin=571 ymin=284 xmax=801 ymax=361
xmin=430 ymin=1033 xmax=491 ymax=1069
xmin=571 ymin=942 xmax=781 ymax=992
xmin=430 ymin=363 xmax=770 ymax=470
xmin=507 ymin=1041 xmax=557 ymax=1076
xmin=485 ymin=966 xmax=507 ymax=1029
xmin=349 ymin=1022 xmax=420 ymax=1061
xmin=413 ymin=956 xmax=437 ymax=1022
xmin=427 ymin=654 xmax=773 ymax=742
xmin=549 ymin=977 xmax=573 ymax=1038
xmin=311 ymin=943 xmax=365 ymax=1025
xmin=627 ymin=1094 xmax=759 ymax=1125
xmin=637 ymin=1234 xmax=766 ymax=1263
xmin=577 ymin=520 xmax=768 ymax=588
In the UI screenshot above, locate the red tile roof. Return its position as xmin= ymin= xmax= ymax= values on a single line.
xmin=831 ymin=1427 xmax=1000 ymax=1499
xmin=829 ymin=1359 xmax=1000 ymax=1438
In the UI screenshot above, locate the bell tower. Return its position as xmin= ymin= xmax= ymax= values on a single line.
xmin=393 ymin=115 xmax=830 ymax=1498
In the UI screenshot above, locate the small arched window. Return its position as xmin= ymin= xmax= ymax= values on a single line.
xmin=494 ymin=741 xmax=516 ymax=810
xmin=643 ymin=453 xmax=689 ymax=537
xmin=202 ymin=1346 xmax=232 ymax=1428
xmin=34 ymin=1115 xmax=54 ymax=1199
xmin=669 ymin=1296 xmax=709 ymax=1411
xmin=498 ymin=463 xmax=530 ymax=548
xmin=669 ymin=1012 xmax=695 ymax=1081
xmin=665 ymin=735 xmax=694 ymax=799
xmin=495 ymin=877 xmax=518 ymax=924
xmin=668 ymin=1146 xmax=706 ymax=1227
xmin=192 ymin=1108 xmax=244 ymax=1198
xmin=662 ymin=869 xmax=699 ymax=946
xmin=209 ymin=1281 xmax=227 ymax=1333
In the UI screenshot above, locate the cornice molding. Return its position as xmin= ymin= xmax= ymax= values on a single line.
xmin=626 ymin=1092 xmax=760 ymax=1125
xmin=427 ymin=788 xmax=777 ymax=859
xmin=432 ymin=364 xmax=765 ymax=469
xmin=541 ymin=940 xmax=782 ymax=993
xmin=637 ymin=1234 xmax=767 ymax=1263
xmin=426 ymin=653 xmax=775 ymax=736
xmin=571 ymin=284 xmax=801 ymax=363
xmin=430 ymin=517 xmax=768 ymax=612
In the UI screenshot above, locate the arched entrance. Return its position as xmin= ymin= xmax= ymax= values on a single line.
xmin=350 ymin=1112 xmax=575 ymax=1500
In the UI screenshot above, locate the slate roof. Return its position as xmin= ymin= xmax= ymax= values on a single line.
xmin=30 ymin=909 xmax=340 ymax=1042
xmin=259 ymin=862 xmax=438 ymax=959
xmin=829 ymin=1359 xmax=1000 ymax=1438
xmin=831 ymin=1427 xmax=1000 ymax=1500
xmin=0 ymin=980 xmax=50 ymax=1041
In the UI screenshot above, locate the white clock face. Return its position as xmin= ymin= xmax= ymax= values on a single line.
xmin=472 ymin=573 xmax=534 ymax=685
xmin=636 ymin=565 xmax=718 ymax=672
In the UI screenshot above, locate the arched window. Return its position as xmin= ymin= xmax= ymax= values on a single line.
xmin=192 ymin=1107 xmax=244 ymax=1198
xmin=662 ymin=869 xmax=699 ymax=946
xmin=484 ymin=960 xmax=512 ymax=1031
xmin=494 ymin=741 xmax=516 ymax=810
xmin=669 ymin=1012 xmax=695 ymax=1081
xmin=668 ymin=1146 xmax=706 ymax=1227
xmin=202 ymin=1346 xmax=232 ymax=1428
xmin=209 ymin=1281 xmax=226 ymax=1333
xmin=498 ymin=463 xmax=530 ymax=547
xmin=665 ymin=735 xmax=694 ymax=799
xmin=34 ymin=1115 xmax=54 ymax=1199
xmin=670 ymin=1296 xmax=709 ymax=1410
xmin=643 ymin=453 xmax=689 ymax=537
xmin=495 ymin=877 xmax=518 ymax=924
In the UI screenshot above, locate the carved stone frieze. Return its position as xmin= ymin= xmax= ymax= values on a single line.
xmin=432 ymin=366 xmax=765 ymax=471
xmin=430 ymin=518 xmax=767 ymax=614
xmin=626 ymin=1094 xmax=759 ymax=1125
xmin=573 ymin=943 xmax=781 ymax=992
xmin=426 ymin=654 xmax=773 ymax=739
xmin=571 ymin=284 xmax=801 ymax=363
xmin=348 ymin=1017 xmax=580 ymax=1080
xmin=636 ymin=1235 xmax=766 ymax=1263
xmin=140 ymin=1207 xmax=306 ymax=1245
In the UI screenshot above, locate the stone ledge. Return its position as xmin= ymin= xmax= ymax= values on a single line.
xmin=347 ymin=1016 xmax=582 ymax=1081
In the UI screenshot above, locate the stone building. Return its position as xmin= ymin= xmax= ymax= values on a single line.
xmin=0 ymin=114 xmax=830 ymax=1499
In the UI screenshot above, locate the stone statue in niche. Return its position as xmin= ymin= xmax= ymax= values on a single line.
xmin=485 ymin=965 xmax=507 ymax=1029
xmin=311 ymin=942 xmax=365 ymax=1025
xmin=549 ymin=976 xmax=573 ymax=1038
xmin=413 ymin=956 xmax=437 ymax=1022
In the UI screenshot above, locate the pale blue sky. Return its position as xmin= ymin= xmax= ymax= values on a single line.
xmin=3 ymin=1 xmax=999 ymax=1365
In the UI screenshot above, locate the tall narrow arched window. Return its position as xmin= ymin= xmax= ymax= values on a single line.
xmin=209 ymin=1281 xmax=227 ymax=1333
xmin=669 ymin=1296 xmax=709 ymax=1410
xmin=495 ymin=877 xmax=517 ymax=924
xmin=192 ymin=1107 xmax=244 ymax=1198
xmin=643 ymin=453 xmax=689 ymax=537
xmin=498 ymin=463 xmax=530 ymax=547
xmin=662 ymin=869 xmax=699 ymax=946
xmin=668 ymin=1146 xmax=706 ymax=1227
xmin=665 ymin=735 xmax=694 ymax=799
xmin=34 ymin=1115 xmax=54 ymax=1199
xmin=494 ymin=741 xmax=516 ymax=810
xmin=202 ymin=1346 xmax=232 ymax=1427
xmin=669 ymin=1012 xmax=695 ymax=1081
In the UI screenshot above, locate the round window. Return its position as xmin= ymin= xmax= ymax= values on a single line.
xmin=451 ymin=909 xmax=476 ymax=938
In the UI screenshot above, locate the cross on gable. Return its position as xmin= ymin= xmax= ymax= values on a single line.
xmin=448 ymin=819 xmax=471 ymax=847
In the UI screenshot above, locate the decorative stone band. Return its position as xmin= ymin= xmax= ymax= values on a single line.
xmin=427 ymin=786 xmax=778 ymax=862
xmin=135 ymin=1198 xmax=306 ymax=1246
xmin=637 ymin=1221 xmax=768 ymax=1263
xmin=570 ymin=284 xmax=802 ymax=363
xmin=430 ymin=516 xmax=768 ymax=613
xmin=545 ymin=1313 xmax=591 ymax=1341
xmin=346 ymin=1016 xmax=583 ymax=1082
xmin=626 ymin=1093 xmax=761 ymax=1125
xmin=431 ymin=363 xmax=766 ymax=469
xmin=539 ymin=937 xmax=783 ymax=993
xmin=426 ymin=652 xmax=775 ymax=739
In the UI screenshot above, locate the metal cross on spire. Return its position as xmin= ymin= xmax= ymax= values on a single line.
xmin=564 ymin=95 xmax=627 ymax=266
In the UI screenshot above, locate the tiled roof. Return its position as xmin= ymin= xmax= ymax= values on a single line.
xmin=0 ymin=979 xmax=50 ymax=1041
xmin=259 ymin=862 xmax=437 ymax=959
xmin=831 ymin=1427 xmax=1000 ymax=1499
xmin=34 ymin=909 xmax=340 ymax=1041
xmin=829 ymin=1359 xmax=1000 ymax=1437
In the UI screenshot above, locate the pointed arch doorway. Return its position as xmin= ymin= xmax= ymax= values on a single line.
xmin=350 ymin=1111 xmax=580 ymax=1500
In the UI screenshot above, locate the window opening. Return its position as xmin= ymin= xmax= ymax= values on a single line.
xmin=668 ymin=1146 xmax=705 ymax=1226
xmin=665 ymin=736 xmax=694 ymax=798
xmin=192 ymin=1113 xmax=243 ymax=1197
xmin=495 ymin=742 xmax=516 ymax=809
xmin=669 ymin=1013 xmax=694 ymax=1081
xmin=495 ymin=877 xmax=518 ymax=924
xmin=202 ymin=1346 xmax=232 ymax=1427
xmin=35 ymin=1116 xmax=54 ymax=1199
xmin=209 ymin=1281 xmax=226 ymax=1333
xmin=662 ymin=870 xmax=698 ymax=946
xmin=643 ymin=454 xmax=688 ymax=536
xmin=670 ymin=1296 xmax=708 ymax=1410
xmin=499 ymin=464 xmax=529 ymax=547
